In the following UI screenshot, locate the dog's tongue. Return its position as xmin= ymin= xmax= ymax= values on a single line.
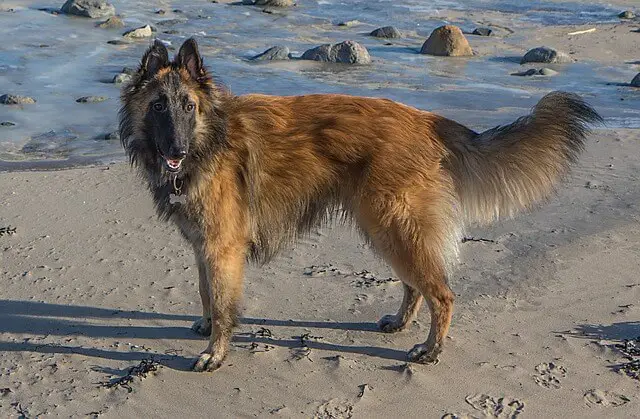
xmin=166 ymin=158 xmax=182 ymax=169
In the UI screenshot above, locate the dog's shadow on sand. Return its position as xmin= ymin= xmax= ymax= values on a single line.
xmin=0 ymin=300 xmax=406 ymax=371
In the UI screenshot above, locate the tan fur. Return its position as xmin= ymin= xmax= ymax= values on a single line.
xmin=120 ymin=43 xmax=601 ymax=370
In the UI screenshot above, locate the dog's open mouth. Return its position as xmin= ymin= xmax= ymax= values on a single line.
xmin=163 ymin=157 xmax=184 ymax=173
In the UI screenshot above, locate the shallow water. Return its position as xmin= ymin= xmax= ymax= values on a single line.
xmin=0 ymin=0 xmax=638 ymax=167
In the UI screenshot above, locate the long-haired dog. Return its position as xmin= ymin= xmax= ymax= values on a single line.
xmin=119 ymin=38 xmax=602 ymax=371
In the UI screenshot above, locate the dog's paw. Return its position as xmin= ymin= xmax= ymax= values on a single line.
xmin=407 ymin=342 xmax=441 ymax=365
xmin=191 ymin=316 xmax=212 ymax=336
xmin=193 ymin=352 xmax=224 ymax=372
xmin=377 ymin=314 xmax=406 ymax=333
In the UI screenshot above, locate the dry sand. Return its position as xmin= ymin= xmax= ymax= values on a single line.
xmin=2 ymin=12 xmax=640 ymax=419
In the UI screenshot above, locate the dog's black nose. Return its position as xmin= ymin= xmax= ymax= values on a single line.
xmin=169 ymin=146 xmax=187 ymax=159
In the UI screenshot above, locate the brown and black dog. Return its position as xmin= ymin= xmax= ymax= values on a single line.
xmin=119 ymin=38 xmax=601 ymax=371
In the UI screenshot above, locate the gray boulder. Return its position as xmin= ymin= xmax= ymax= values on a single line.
xmin=251 ymin=46 xmax=290 ymax=61
xmin=370 ymin=26 xmax=401 ymax=39
xmin=123 ymin=25 xmax=152 ymax=38
xmin=521 ymin=46 xmax=569 ymax=64
xmin=61 ymin=0 xmax=115 ymax=19
xmin=301 ymin=41 xmax=371 ymax=64
xmin=97 ymin=15 xmax=123 ymax=29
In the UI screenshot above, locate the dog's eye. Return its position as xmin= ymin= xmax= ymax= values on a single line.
xmin=186 ymin=103 xmax=195 ymax=112
xmin=152 ymin=102 xmax=164 ymax=112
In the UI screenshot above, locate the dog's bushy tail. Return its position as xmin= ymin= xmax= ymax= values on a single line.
xmin=443 ymin=91 xmax=602 ymax=225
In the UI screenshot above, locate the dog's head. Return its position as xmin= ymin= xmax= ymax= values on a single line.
xmin=119 ymin=38 xmax=224 ymax=174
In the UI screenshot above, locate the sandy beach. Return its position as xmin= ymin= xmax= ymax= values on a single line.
xmin=1 ymin=0 xmax=640 ymax=418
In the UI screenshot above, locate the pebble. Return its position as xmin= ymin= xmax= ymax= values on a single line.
xmin=472 ymin=27 xmax=493 ymax=36
xmin=242 ymin=0 xmax=295 ymax=6
xmin=0 ymin=94 xmax=36 ymax=105
xmin=76 ymin=96 xmax=108 ymax=103
xmin=511 ymin=68 xmax=558 ymax=76
xmin=337 ymin=20 xmax=360 ymax=27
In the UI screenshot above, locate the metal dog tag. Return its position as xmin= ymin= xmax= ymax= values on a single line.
xmin=169 ymin=193 xmax=187 ymax=205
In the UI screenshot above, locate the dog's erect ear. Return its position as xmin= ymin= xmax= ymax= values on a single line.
xmin=140 ymin=40 xmax=169 ymax=79
xmin=177 ymin=38 xmax=206 ymax=81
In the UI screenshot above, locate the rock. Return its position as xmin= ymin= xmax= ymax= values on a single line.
xmin=521 ymin=46 xmax=569 ymax=64
xmin=585 ymin=181 xmax=601 ymax=189
xmin=123 ymin=25 xmax=152 ymax=38
xmin=96 ymin=15 xmax=123 ymax=29
xmin=121 ymin=67 xmax=136 ymax=75
xmin=369 ymin=26 xmax=401 ymax=38
xmin=113 ymin=73 xmax=132 ymax=84
xmin=472 ymin=27 xmax=492 ymax=36
xmin=60 ymin=0 xmax=115 ymax=19
xmin=22 ymin=130 xmax=77 ymax=156
xmin=107 ymin=39 xmax=129 ymax=45
xmin=0 ymin=94 xmax=36 ymax=105
xmin=98 ymin=131 xmax=119 ymax=140
xmin=512 ymin=69 xmax=539 ymax=76
xmin=420 ymin=25 xmax=473 ymax=56
xmin=1 ymin=121 xmax=16 ymax=127
xmin=76 ymin=96 xmax=108 ymax=103
xmin=631 ymin=73 xmax=640 ymax=87
xmin=156 ymin=19 xmax=187 ymax=27
xmin=337 ymin=20 xmax=360 ymax=27
xmin=618 ymin=10 xmax=635 ymax=19
xmin=243 ymin=0 xmax=294 ymax=6
xmin=251 ymin=46 xmax=290 ymax=61
xmin=301 ymin=41 xmax=371 ymax=64
xmin=163 ymin=29 xmax=180 ymax=35
xmin=156 ymin=9 xmax=166 ymax=15
xmin=511 ymin=68 xmax=558 ymax=76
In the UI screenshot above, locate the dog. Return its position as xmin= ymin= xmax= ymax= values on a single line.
xmin=119 ymin=38 xmax=602 ymax=371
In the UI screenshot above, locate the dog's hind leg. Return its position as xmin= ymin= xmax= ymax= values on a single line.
xmin=191 ymin=249 xmax=212 ymax=336
xmin=405 ymin=269 xmax=454 ymax=364
xmin=357 ymin=182 xmax=459 ymax=364
xmin=378 ymin=283 xmax=423 ymax=333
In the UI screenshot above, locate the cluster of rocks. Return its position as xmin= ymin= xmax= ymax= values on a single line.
xmin=27 ymin=2 xmax=640 ymax=92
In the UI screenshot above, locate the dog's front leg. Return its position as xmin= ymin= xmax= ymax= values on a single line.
xmin=193 ymin=245 xmax=245 ymax=372
xmin=190 ymin=249 xmax=212 ymax=336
